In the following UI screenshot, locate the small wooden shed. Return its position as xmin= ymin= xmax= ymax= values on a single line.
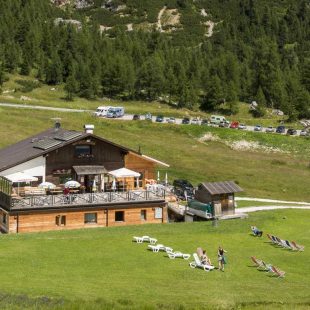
xmin=195 ymin=181 xmax=243 ymax=216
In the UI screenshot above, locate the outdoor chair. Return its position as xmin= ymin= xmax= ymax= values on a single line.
xmin=262 ymin=261 xmax=273 ymax=272
xmin=148 ymin=244 xmax=173 ymax=253
xmin=271 ymin=235 xmax=281 ymax=245
xmin=271 ymin=266 xmax=285 ymax=278
xmin=168 ymin=251 xmax=191 ymax=260
xmin=133 ymin=236 xmax=157 ymax=244
xmin=279 ymin=239 xmax=292 ymax=249
xmin=189 ymin=253 xmax=215 ymax=272
xmin=285 ymin=240 xmax=297 ymax=250
xmin=291 ymin=241 xmax=305 ymax=251
xmin=250 ymin=256 xmax=264 ymax=269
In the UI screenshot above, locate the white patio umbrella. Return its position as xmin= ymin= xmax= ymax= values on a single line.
xmin=65 ymin=180 xmax=81 ymax=188
xmin=6 ymin=172 xmax=38 ymax=195
xmin=38 ymin=182 xmax=56 ymax=189
xmin=92 ymin=180 xmax=97 ymax=192
xmin=111 ymin=178 xmax=116 ymax=191
xmin=6 ymin=172 xmax=38 ymax=183
xmin=157 ymin=171 xmax=160 ymax=182
xmin=165 ymin=172 xmax=168 ymax=185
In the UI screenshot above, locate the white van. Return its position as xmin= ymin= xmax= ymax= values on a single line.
xmin=106 ymin=107 xmax=125 ymax=118
xmin=210 ymin=115 xmax=228 ymax=124
xmin=94 ymin=106 xmax=111 ymax=117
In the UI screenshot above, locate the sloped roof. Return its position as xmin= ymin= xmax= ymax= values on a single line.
xmin=0 ymin=127 xmax=169 ymax=172
xmin=200 ymin=181 xmax=243 ymax=195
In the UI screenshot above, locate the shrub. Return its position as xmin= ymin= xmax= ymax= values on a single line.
xmin=15 ymin=79 xmax=41 ymax=93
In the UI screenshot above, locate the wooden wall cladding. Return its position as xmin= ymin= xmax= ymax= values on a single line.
xmin=125 ymin=152 xmax=156 ymax=180
xmin=8 ymin=204 xmax=167 ymax=233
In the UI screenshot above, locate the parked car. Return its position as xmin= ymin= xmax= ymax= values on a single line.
xmin=230 ymin=121 xmax=239 ymax=129
xmin=219 ymin=121 xmax=230 ymax=128
xmin=145 ymin=113 xmax=152 ymax=121
xmin=182 ymin=117 xmax=190 ymax=124
xmin=94 ymin=106 xmax=111 ymax=117
xmin=173 ymin=179 xmax=194 ymax=200
xmin=276 ymin=125 xmax=286 ymax=134
xmin=106 ymin=107 xmax=125 ymax=118
xmin=300 ymin=129 xmax=309 ymax=136
xmin=191 ymin=118 xmax=200 ymax=125
xmin=238 ymin=123 xmax=247 ymax=130
xmin=286 ymin=128 xmax=297 ymax=135
xmin=254 ymin=125 xmax=262 ymax=131
xmin=156 ymin=115 xmax=164 ymax=122
xmin=132 ymin=114 xmax=140 ymax=120
xmin=265 ymin=126 xmax=274 ymax=133
xmin=210 ymin=115 xmax=228 ymax=125
xmin=201 ymin=119 xmax=209 ymax=125
xmin=167 ymin=117 xmax=176 ymax=124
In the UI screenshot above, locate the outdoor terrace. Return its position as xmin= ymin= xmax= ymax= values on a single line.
xmin=1 ymin=189 xmax=166 ymax=211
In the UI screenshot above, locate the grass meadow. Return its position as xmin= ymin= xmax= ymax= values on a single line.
xmin=0 ymin=106 xmax=309 ymax=201
xmin=0 ymin=209 xmax=309 ymax=309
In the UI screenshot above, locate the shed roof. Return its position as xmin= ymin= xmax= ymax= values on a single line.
xmin=73 ymin=165 xmax=107 ymax=175
xmin=200 ymin=181 xmax=243 ymax=195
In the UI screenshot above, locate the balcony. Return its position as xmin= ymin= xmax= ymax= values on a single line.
xmin=10 ymin=189 xmax=165 ymax=210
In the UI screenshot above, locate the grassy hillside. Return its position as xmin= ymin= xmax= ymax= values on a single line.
xmin=0 ymin=74 xmax=302 ymax=128
xmin=0 ymin=209 xmax=309 ymax=309
xmin=0 ymin=107 xmax=309 ymax=201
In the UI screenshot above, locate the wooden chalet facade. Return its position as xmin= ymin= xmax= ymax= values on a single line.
xmin=195 ymin=181 xmax=243 ymax=216
xmin=0 ymin=125 xmax=169 ymax=233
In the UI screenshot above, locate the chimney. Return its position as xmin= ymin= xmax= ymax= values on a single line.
xmin=84 ymin=124 xmax=94 ymax=134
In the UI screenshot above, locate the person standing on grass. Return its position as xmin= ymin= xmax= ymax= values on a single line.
xmin=218 ymin=246 xmax=227 ymax=271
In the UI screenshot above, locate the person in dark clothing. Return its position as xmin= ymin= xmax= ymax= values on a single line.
xmin=251 ymin=226 xmax=263 ymax=237
xmin=218 ymin=246 xmax=227 ymax=271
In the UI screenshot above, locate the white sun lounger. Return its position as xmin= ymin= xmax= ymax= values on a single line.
xmin=189 ymin=253 xmax=215 ymax=271
xmin=148 ymin=244 xmax=173 ymax=253
xmin=133 ymin=236 xmax=157 ymax=244
xmin=168 ymin=251 xmax=191 ymax=260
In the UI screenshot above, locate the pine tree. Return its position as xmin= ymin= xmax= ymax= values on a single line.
xmin=0 ymin=61 xmax=5 ymax=87
xmin=64 ymin=74 xmax=78 ymax=101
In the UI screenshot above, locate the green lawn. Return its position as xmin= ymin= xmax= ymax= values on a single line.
xmin=0 ymin=209 xmax=309 ymax=309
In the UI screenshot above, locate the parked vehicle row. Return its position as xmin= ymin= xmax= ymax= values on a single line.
xmin=95 ymin=108 xmax=308 ymax=136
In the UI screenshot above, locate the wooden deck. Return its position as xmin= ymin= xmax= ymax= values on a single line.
xmin=9 ymin=190 xmax=165 ymax=210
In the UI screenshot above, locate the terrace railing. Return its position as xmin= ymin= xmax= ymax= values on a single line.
xmin=10 ymin=189 xmax=165 ymax=209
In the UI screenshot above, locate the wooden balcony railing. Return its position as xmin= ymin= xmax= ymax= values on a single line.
xmin=10 ymin=189 xmax=165 ymax=209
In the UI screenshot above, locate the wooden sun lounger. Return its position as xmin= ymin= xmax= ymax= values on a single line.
xmin=271 ymin=266 xmax=285 ymax=278
xmin=250 ymin=256 xmax=264 ymax=269
xmin=291 ymin=241 xmax=305 ymax=251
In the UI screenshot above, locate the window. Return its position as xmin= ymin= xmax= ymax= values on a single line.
xmin=2 ymin=213 xmax=7 ymax=225
xmin=75 ymin=145 xmax=91 ymax=157
xmin=84 ymin=213 xmax=97 ymax=224
xmin=56 ymin=215 xmax=66 ymax=226
xmin=140 ymin=210 xmax=147 ymax=221
xmin=115 ymin=211 xmax=124 ymax=222
xmin=154 ymin=208 xmax=163 ymax=219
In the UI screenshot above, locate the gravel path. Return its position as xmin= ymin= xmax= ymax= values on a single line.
xmin=236 ymin=205 xmax=310 ymax=213
xmin=235 ymin=197 xmax=310 ymax=205
xmin=0 ymin=102 xmax=89 ymax=112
